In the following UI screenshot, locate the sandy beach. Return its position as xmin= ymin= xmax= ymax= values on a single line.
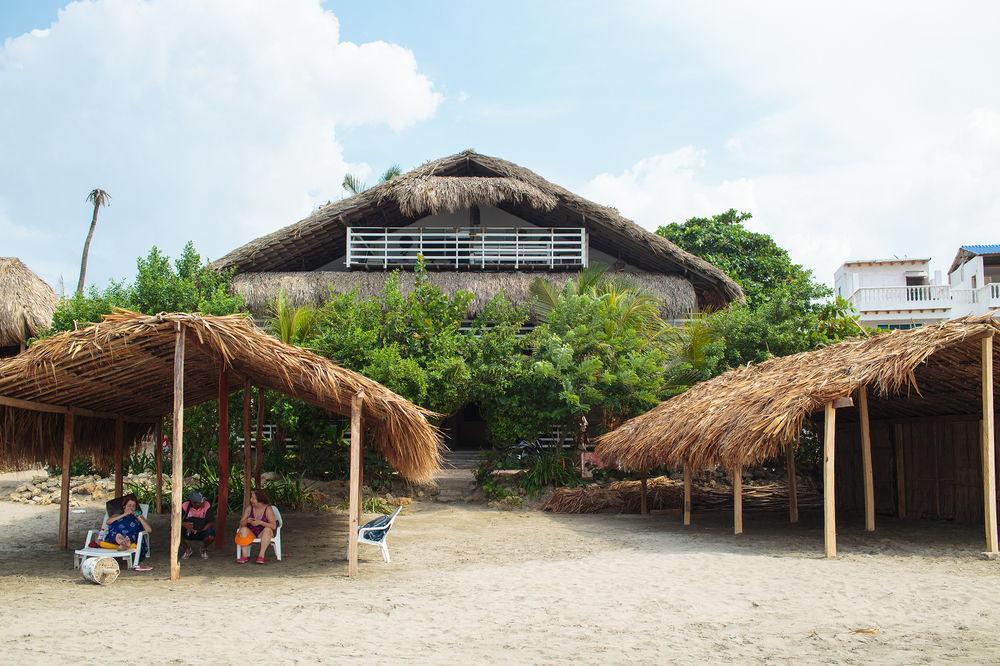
xmin=1 ymin=498 xmax=999 ymax=664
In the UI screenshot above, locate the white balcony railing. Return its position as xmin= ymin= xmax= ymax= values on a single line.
xmin=989 ymin=283 xmax=1000 ymax=304
xmin=849 ymin=285 xmax=951 ymax=311
xmin=346 ymin=226 xmax=588 ymax=270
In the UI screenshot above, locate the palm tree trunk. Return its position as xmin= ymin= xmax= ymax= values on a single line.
xmin=76 ymin=203 xmax=100 ymax=296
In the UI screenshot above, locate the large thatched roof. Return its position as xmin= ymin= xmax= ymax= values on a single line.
xmin=213 ymin=150 xmax=743 ymax=309
xmin=0 ymin=310 xmax=442 ymax=482
xmin=232 ymin=269 xmax=697 ymax=320
xmin=0 ymin=257 xmax=57 ymax=347
xmin=596 ymin=316 xmax=1000 ymax=472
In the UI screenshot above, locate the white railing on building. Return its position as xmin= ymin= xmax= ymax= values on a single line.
xmin=989 ymin=283 xmax=1000 ymax=303
xmin=849 ymin=285 xmax=951 ymax=310
xmin=346 ymin=226 xmax=587 ymax=270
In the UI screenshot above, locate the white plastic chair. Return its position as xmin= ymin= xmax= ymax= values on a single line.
xmin=358 ymin=506 xmax=402 ymax=563
xmin=236 ymin=505 xmax=283 ymax=561
xmin=73 ymin=503 xmax=150 ymax=570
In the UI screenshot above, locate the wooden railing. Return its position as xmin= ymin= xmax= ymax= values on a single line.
xmin=346 ymin=226 xmax=587 ymax=269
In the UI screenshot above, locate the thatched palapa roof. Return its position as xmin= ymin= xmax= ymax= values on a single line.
xmin=596 ymin=316 xmax=1000 ymax=473
xmin=213 ymin=150 xmax=743 ymax=310
xmin=0 ymin=310 xmax=442 ymax=482
xmin=0 ymin=257 xmax=57 ymax=348
xmin=233 ymin=270 xmax=697 ymax=319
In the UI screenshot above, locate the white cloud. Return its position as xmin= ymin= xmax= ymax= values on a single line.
xmin=594 ymin=1 xmax=1000 ymax=285
xmin=584 ymin=148 xmax=755 ymax=227
xmin=0 ymin=0 xmax=442 ymax=288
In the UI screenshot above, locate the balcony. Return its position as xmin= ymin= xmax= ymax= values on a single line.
xmin=345 ymin=226 xmax=587 ymax=270
xmin=849 ymin=285 xmax=952 ymax=312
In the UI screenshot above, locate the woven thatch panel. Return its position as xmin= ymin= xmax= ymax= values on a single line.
xmin=232 ymin=270 xmax=697 ymax=320
xmin=212 ymin=150 xmax=743 ymax=309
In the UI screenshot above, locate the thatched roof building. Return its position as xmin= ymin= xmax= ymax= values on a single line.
xmin=596 ymin=317 xmax=1000 ymax=556
xmin=215 ymin=150 xmax=742 ymax=316
xmin=596 ymin=316 xmax=999 ymax=472
xmin=0 ymin=257 xmax=57 ymax=353
xmin=0 ymin=310 xmax=441 ymax=483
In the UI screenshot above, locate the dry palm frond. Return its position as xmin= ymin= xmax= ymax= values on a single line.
xmin=0 ymin=257 xmax=57 ymax=347
xmin=0 ymin=310 xmax=442 ymax=481
xmin=596 ymin=316 xmax=1000 ymax=473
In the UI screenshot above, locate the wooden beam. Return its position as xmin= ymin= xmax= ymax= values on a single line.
xmin=786 ymin=443 xmax=799 ymax=524
xmin=355 ymin=439 xmax=365 ymax=527
xmin=154 ymin=419 xmax=163 ymax=514
xmin=832 ymin=396 xmax=855 ymax=409
xmin=824 ymin=401 xmax=837 ymax=558
xmin=640 ymin=473 xmax=648 ymax=515
xmin=57 ymin=411 xmax=73 ymax=549
xmin=255 ymin=387 xmax=265 ymax=489
xmin=242 ymin=382 xmax=252 ymax=509
xmin=894 ymin=423 xmax=907 ymax=519
xmin=169 ymin=326 xmax=185 ymax=582
xmin=733 ymin=467 xmax=743 ymax=535
xmin=683 ymin=464 xmax=691 ymax=526
xmin=347 ymin=390 xmax=364 ymax=577
xmin=859 ymin=385 xmax=875 ymax=532
xmin=0 ymin=394 xmax=142 ymax=422
xmin=982 ymin=335 xmax=997 ymax=554
xmin=216 ymin=367 xmax=229 ymax=551
xmin=114 ymin=417 xmax=124 ymax=498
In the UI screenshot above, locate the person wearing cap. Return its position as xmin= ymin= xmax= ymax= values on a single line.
xmin=180 ymin=491 xmax=216 ymax=559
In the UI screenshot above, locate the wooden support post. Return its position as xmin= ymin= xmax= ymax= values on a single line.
xmin=640 ymin=473 xmax=649 ymax=515
xmin=355 ymin=442 xmax=365 ymax=526
xmin=114 ymin=417 xmax=124 ymax=498
xmin=982 ymin=335 xmax=997 ymax=554
xmin=58 ymin=411 xmax=74 ymax=549
xmin=733 ymin=467 xmax=743 ymax=535
xmin=169 ymin=326 xmax=186 ymax=582
xmin=824 ymin=402 xmax=837 ymax=558
xmin=894 ymin=424 xmax=906 ymax=519
xmin=154 ymin=419 xmax=163 ymax=514
xmin=785 ymin=443 xmax=799 ymax=524
xmin=254 ymin=387 xmax=265 ymax=489
xmin=242 ymin=382 xmax=252 ymax=508
xmin=347 ymin=391 xmax=364 ymax=577
xmin=683 ymin=464 xmax=691 ymax=526
xmin=859 ymin=386 xmax=875 ymax=532
xmin=216 ymin=367 xmax=229 ymax=551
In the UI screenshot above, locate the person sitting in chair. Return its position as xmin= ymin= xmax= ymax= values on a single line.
xmin=236 ymin=489 xmax=276 ymax=565
xmin=102 ymin=494 xmax=153 ymax=572
xmin=180 ymin=491 xmax=216 ymax=560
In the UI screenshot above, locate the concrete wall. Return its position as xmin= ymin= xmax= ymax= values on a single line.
xmin=835 ymin=260 xmax=933 ymax=298
xmin=949 ymin=255 xmax=984 ymax=289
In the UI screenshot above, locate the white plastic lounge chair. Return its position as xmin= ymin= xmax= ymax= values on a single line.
xmin=358 ymin=506 xmax=402 ymax=563
xmin=73 ymin=503 xmax=150 ymax=570
xmin=236 ymin=505 xmax=283 ymax=561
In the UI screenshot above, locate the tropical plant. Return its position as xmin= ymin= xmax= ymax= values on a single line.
xmin=341 ymin=164 xmax=402 ymax=195
xmin=76 ymin=188 xmax=111 ymax=296
xmin=268 ymin=290 xmax=317 ymax=345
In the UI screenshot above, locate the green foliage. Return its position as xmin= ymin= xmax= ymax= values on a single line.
xmin=46 ymin=458 xmax=99 ymax=477
xmin=518 ymin=450 xmax=583 ymax=497
xmin=362 ymin=495 xmax=394 ymax=515
xmin=263 ymin=474 xmax=316 ymax=510
xmin=658 ymin=209 xmax=865 ymax=373
xmin=48 ymin=241 xmax=245 ymax=335
xmin=308 ymin=260 xmax=476 ymax=415
xmin=125 ymin=451 xmax=155 ymax=475
xmin=268 ymin=290 xmax=317 ymax=344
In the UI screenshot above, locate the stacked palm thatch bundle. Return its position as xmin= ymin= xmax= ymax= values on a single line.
xmin=0 ymin=257 xmax=57 ymax=352
xmin=544 ymin=476 xmax=823 ymax=514
xmin=596 ymin=316 xmax=1000 ymax=474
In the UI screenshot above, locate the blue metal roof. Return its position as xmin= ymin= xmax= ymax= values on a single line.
xmin=960 ymin=244 xmax=1000 ymax=255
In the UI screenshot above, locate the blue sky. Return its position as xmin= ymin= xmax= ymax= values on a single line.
xmin=2 ymin=1 xmax=998 ymax=292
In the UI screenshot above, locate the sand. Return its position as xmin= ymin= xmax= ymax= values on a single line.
xmin=1 ymin=498 xmax=999 ymax=664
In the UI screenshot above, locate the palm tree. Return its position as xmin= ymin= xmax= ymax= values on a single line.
xmin=267 ymin=290 xmax=317 ymax=345
xmin=76 ymin=188 xmax=111 ymax=296
xmin=341 ymin=164 xmax=402 ymax=196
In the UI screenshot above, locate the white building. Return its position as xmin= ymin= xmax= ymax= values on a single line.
xmin=835 ymin=245 xmax=1000 ymax=329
